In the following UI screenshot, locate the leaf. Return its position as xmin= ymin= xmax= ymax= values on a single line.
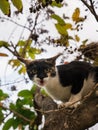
xmin=0 ymin=0 xmax=10 ymax=16
xmin=11 ymin=0 xmax=23 ymax=12
xmin=64 ymin=23 xmax=72 ymax=30
xmin=72 ymin=8 xmax=80 ymax=22
xmin=0 ymin=90 xmax=8 ymax=101
xmin=82 ymin=39 xmax=88 ymax=45
xmin=75 ymin=35 xmax=80 ymax=42
xmin=3 ymin=118 xmax=14 ymax=130
xmin=0 ymin=41 xmax=9 ymax=48
xmin=17 ymin=40 xmax=25 ymax=46
xmin=10 ymin=103 xmax=16 ymax=110
xmin=41 ymin=88 xmax=48 ymax=96
xmin=18 ymin=90 xmax=33 ymax=98
xmin=72 ymin=8 xmax=85 ymax=23
xmin=18 ymin=65 xmax=26 ymax=74
xmin=51 ymin=14 xmax=65 ymax=25
xmin=0 ymin=53 xmax=8 ymax=57
xmin=28 ymin=48 xmax=41 ymax=59
xmin=9 ymin=59 xmax=21 ymax=68
xmin=51 ymin=1 xmax=63 ymax=8
xmin=55 ymin=23 xmax=68 ymax=35
xmin=0 ymin=108 xmax=4 ymax=124
xmin=31 ymin=85 xmax=37 ymax=94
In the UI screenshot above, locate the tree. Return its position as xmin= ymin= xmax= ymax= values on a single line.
xmin=0 ymin=0 xmax=98 ymax=130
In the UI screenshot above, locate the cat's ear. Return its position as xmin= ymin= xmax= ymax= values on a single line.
xmin=18 ymin=57 xmax=32 ymax=66
xmin=46 ymin=53 xmax=62 ymax=64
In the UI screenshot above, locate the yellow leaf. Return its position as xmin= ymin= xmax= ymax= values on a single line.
xmin=72 ymin=8 xmax=85 ymax=23
xmin=0 ymin=53 xmax=8 ymax=57
xmin=64 ymin=23 xmax=72 ymax=30
xmin=72 ymin=8 xmax=80 ymax=22
xmin=75 ymin=35 xmax=80 ymax=42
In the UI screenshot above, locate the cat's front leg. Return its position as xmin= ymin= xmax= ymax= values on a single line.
xmin=58 ymin=93 xmax=82 ymax=109
xmin=58 ymin=101 xmax=80 ymax=109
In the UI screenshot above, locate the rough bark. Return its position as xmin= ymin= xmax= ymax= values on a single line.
xmin=34 ymin=86 xmax=98 ymax=130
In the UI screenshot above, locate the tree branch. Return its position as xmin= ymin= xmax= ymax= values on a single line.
xmin=81 ymin=0 xmax=98 ymax=22
xmin=0 ymin=103 xmax=31 ymax=123
xmin=34 ymin=84 xmax=98 ymax=130
xmin=21 ymin=12 xmax=39 ymax=57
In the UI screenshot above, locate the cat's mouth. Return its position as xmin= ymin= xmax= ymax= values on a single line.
xmin=34 ymin=77 xmax=48 ymax=87
xmin=39 ymin=80 xmax=45 ymax=86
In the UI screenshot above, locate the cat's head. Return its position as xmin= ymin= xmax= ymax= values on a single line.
xmin=18 ymin=53 xmax=62 ymax=87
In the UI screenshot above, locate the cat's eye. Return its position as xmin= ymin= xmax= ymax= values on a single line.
xmin=45 ymin=69 xmax=50 ymax=73
xmin=32 ymin=69 xmax=37 ymax=73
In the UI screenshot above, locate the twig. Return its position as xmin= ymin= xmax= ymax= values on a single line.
xmin=89 ymin=0 xmax=98 ymax=22
xmin=0 ymin=103 xmax=31 ymax=123
xmin=80 ymin=0 xmax=98 ymax=22
xmin=0 ymin=16 xmax=31 ymax=31
xmin=21 ymin=12 xmax=40 ymax=57
xmin=0 ymin=78 xmax=26 ymax=87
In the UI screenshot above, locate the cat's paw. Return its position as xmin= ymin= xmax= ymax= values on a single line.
xmin=58 ymin=101 xmax=80 ymax=109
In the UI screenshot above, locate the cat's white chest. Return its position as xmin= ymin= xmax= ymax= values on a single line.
xmin=44 ymin=74 xmax=72 ymax=102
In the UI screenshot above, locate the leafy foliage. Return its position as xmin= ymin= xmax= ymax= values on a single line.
xmin=0 ymin=0 xmax=10 ymax=16
xmin=11 ymin=0 xmax=23 ymax=12
xmin=0 ymin=0 xmax=23 ymax=16
xmin=0 ymin=85 xmax=38 ymax=130
xmin=0 ymin=0 xmax=98 ymax=130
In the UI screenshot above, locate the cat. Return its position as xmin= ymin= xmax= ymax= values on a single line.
xmin=18 ymin=53 xmax=98 ymax=108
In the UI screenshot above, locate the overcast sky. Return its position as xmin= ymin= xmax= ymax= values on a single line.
xmin=0 ymin=0 xmax=98 ymax=129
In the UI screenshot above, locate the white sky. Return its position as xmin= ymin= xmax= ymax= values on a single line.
xmin=0 ymin=0 xmax=98 ymax=129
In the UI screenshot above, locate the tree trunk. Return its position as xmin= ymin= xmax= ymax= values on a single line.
xmin=34 ymin=87 xmax=98 ymax=130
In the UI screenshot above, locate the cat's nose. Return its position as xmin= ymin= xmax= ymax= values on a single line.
xmin=38 ymin=74 xmax=45 ymax=80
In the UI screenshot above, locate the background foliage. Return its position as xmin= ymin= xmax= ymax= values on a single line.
xmin=0 ymin=0 xmax=98 ymax=130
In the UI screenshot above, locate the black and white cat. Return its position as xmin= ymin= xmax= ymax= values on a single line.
xmin=18 ymin=54 xmax=98 ymax=108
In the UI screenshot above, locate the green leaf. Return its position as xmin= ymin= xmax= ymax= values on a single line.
xmin=41 ymin=88 xmax=48 ymax=96
xmin=31 ymin=85 xmax=37 ymax=94
xmin=0 ymin=41 xmax=9 ymax=48
xmin=51 ymin=1 xmax=63 ymax=8
xmin=18 ymin=90 xmax=33 ymax=98
xmin=28 ymin=51 xmax=35 ymax=59
xmin=11 ymin=0 xmax=23 ymax=12
xmin=10 ymin=103 xmax=16 ymax=110
xmin=0 ymin=108 xmax=4 ymax=124
xmin=9 ymin=59 xmax=21 ymax=68
xmin=17 ymin=40 xmax=25 ymax=46
xmin=0 ymin=90 xmax=8 ymax=101
xmin=51 ymin=14 xmax=65 ymax=25
xmin=82 ymin=39 xmax=88 ymax=45
xmin=55 ymin=23 xmax=68 ymax=35
xmin=3 ymin=118 xmax=14 ymax=130
xmin=18 ymin=65 xmax=26 ymax=74
xmin=0 ymin=0 xmax=10 ymax=16
xmin=28 ymin=48 xmax=41 ymax=59
xmin=29 ymin=48 xmax=41 ymax=54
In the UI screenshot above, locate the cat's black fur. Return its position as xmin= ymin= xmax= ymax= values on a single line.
xmin=24 ymin=54 xmax=98 ymax=108
xmin=57 ymin=61 xmax=93 ymax=94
